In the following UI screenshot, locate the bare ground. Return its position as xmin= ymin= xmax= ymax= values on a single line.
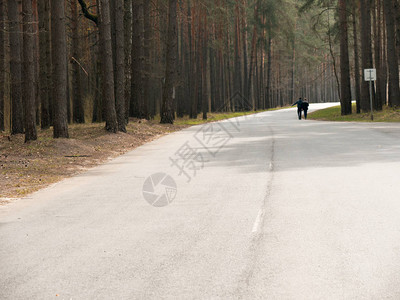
xmin=0 ymin=120 xmax=187 ymax=205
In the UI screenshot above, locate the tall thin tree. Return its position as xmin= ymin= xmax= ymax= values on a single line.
xmin=51 ymin=0 xmax=69 ymax=138
xmin=143 ymin=0 xmax=151 ymax=120
xmin=99 ymin=0 xmax=118 ymax=132
xmin=360 ymin=0 xmax=374 ymax=112
xmin=0 ymin=0 xmax=5 ymax=131
xmin=113 ymin=0 xmax=126 ymax=132
xmin=22 ymin=0 xmax=37 ymax=142
xmin=338 ymin=0 xmax=352 ymax=115
xmin=71 ymin=0 xmax=85 ymax=124
xmin=38 ymin=0 xmax=51 ymax=128
xmin=8 ymin=0 xmax=24 ymax=134
xmin=130 ymin=0 xmax=145 ymax=119
xmin=372 ymin=0 xmax=383 ymax=110
xmin=160 ymin=0 xmax=177 ymax=124
xmin=383 ymin=0 xmax=400 ymax=106
xmin=124 ymin=0 xmax=132 ymax=123
xmin=352 ymin=2 xmax=361 ymax=113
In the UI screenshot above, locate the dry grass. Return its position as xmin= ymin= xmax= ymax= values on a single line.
xmin=308 ymin=104 xmax=400 ymax=122
xmin=0 ymin=120 xmax=187 ymax=203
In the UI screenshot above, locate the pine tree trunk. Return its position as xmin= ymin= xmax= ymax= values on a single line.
xmin=114 ymin=0 xmax=126 ymax=132
xmin=381 ymin=3 xmax=388 ymax=105
xmin=38 ymin=0 xmax=50 ymax=128
xmin=22 ymin=0 xmax=37 ymax=142
xmin=254 ymin=49 xmax=259 ymax=109
xmin=184 ymin=1 xmax=192 ymax=115
xmin=8 ymin=0 xmax=24 ymax=134
xmin=373 ymin=0 xmax=383 ymax=110
xmin=209 ymin=43 xmax=216 ymax=112
xmin=177 ymin=19 xmax=185 ymax=118
xmin=71 ymin=0 xmax=85 ymax=123
xmin=92 ymin=56 xmax=102 ymax=122
xmin=265 ymin=34 xmax=272 ymax=109
xmin=99 ymin=0 xmax=118 ymax=132
xmin=160 ymin=0 xmax=177 ymax=124
xmin=45 ymin=0 xmax=52 ymax=125
xmin=143 ymin=0 xmax=151 ymax=120
xmin=124 ymin=0 xmax=132 ymax=123
xmin=338 ymin=0 xmax=352 ymax=115
xmin=33 ymin=0 xmax=40 ymax=126
xmin=188 ymin=0 xmax=197 ymax=118
xmin=201 ymin=11 xmax=208 ymax=120
xmin=130 ymin=0 xmax=144 ymax=118
xmin=233 ymin=1 xmax=242 ymax=95
xmin=0 ymin=0 xmax=5 ymax=131
xmin=241 ymin=0 xmax=248 ymax=101
xmin=360 ymin=0 xmax=375 ymax=111
xmin=194 ymin=11 xmax=202 ymax=115
xmin=247 ymin=1 xmax=258 ymax=108
xmin=383 ymin=0 xmax=400 ymax=106
xmin=290 ymin=30 xmax=296 ymax=104
xmin=352 ymin=3 xmax=361 ymax=113
xmin=395 ymin=0 xmax=400 ymax=62
xmin=51 ymin=0 xmax=69 ymax=138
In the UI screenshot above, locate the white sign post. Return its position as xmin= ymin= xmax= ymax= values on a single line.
xmin=364 ymin=69 xmax=376 ymax=121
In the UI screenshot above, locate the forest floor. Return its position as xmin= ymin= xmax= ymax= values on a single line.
xmin=0 ymin=110 xmax=272 ymax=205
xmin=308 ymin=104 xmax=400 ymax=122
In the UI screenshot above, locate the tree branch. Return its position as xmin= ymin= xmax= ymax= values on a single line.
xmin=77 ymin=0 xmax=98 ymax=25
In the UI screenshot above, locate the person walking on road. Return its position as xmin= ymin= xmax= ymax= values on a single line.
xmin=302 ymin=98 xmax=310 ymax=119
xmin=292 ymin=97 xmax=303 ymax=120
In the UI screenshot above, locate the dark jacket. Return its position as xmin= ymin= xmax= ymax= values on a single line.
xmin=301 ymin=102 xmax=309 ymax=110
xmin=292 ymin=99 xmax=303 ymax=108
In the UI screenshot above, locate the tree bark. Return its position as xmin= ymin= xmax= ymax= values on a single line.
xmin=33 ymin=0 xmax=39 ymax=125
xmin=22 ymin=0 xmax=37 ymax=142
xmin=51 ymin=0 xmax=69 ymax=138
xmin=360 ymin=0 xmax=375 ymax=111
xmin=352 ymin=3 xmax=361 ymax=113
xmin=265 ymin=33 xmax=272 ymax=109
xmin=338 ymin=0 xmax=352 ymax=115
xmin=233 ymin=1 xmax=242 ymax=95
xmin=247 ymin=1 xmax=258 ymax=108
xmin=124 ymin=0 xmax=132 ymax=123
xmin=45 ymin=0 xmax=52 ymax=124
xmin=113 ymin=0 xmax=126 ymax=131
xmin=201 ymin=10 xmax=208 ymax=120
xmin=241 ymin=0 xmax=248 ymax=101
xmin=395 ymin=0 xmax=400 ymax=63
xmin=8 ymin=0 xmax=24 ymax=134
xmin=99 ymin=0 xmax=118 ymax=132
xmin=383 ymin=0 xmax=400 ymax=106
xmin=160 ymin=0 xmax=177 ymax=124
xmin=130 ymin=0 xmax=145 ymax=119
xmin=38 ymin=0 xmax=50 ymax=128
xmin=143 ymin=0 xmax=151 ymax=120
xmin=194 ymin=10 xmax=202 ymax=115
xmin=373 ymin=0 xmax=383 ymax=110
xmin=188 ymin=0 xmax=197 ymax=118
xmin=290 ymin=25 xmax=296 ymax=104
xmin=71 ymin=0 xmax=85 ymax=123
xmin=0 ymin=0 xmax=5 ymax=131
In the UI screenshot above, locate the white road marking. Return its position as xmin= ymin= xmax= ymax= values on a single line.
xmin=252 ymin=209 xmax=264 ymax=233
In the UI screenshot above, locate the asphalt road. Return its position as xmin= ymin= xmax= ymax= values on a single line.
xmin=1 ymin=103 xmax=400 ymax=299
